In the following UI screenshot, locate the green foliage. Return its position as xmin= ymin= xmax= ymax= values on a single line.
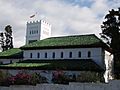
xmin=76 ymin=71 xmax=104 ymax=83
xmin=30 ymin=73 xmax=41 ymax=85
xmin=0 ymin=25 xmax=13 ymax=51
xmin=52 ymin=71 xmax=71 ymax=84
xmin=101 ymin=8 xmax=120 ymax=49
xmin=101 ymin=8 xmax=120 ymax=73
xmin=52 ymin=71 xmax=104 ymax=84
xmin=0 ymin=71 xmax=12 ymax=86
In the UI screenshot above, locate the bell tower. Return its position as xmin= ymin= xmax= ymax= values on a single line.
xmin=26 ymin=20 xmax=51 ymax=44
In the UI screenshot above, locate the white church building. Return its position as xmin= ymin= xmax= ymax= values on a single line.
xmin=0 ymin=20 xmax=113 ymax=83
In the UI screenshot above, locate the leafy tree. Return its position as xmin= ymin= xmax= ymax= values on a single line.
xmin=0 ymin=25 xmax=13 ymax=51
xmin=101 ymin=8 xmax=120 ymax=75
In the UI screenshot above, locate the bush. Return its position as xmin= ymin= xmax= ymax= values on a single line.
xmin=7 ymin=72 xmax=31 ymax=85
xmin=30 ymin=73 xmax=48 ymax=85
xmin=76 ymin=71 xmax=104 ymax=83
xmin=7 ymin=72 xmax=48 ymax=85
xmin=0 ymin=70 xmax=12 ymax=86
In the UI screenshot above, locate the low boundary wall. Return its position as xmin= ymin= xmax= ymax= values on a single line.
xmin=0 ymin=80 xmax=120 ymax=90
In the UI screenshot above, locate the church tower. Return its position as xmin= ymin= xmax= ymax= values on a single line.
xmin=26 ymin=20 xmax=51 ymax=44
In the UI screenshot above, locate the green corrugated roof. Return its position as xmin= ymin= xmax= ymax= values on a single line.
xmin=0 ymin=48 xmax=23 ymax=59
xmin=0 ymin=60 xmax=104 ymax=72
xmin=21 ymin=34 xmax=105 ymax=49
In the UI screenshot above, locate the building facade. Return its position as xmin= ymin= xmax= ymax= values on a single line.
xmin=0 ymin=20 xmax=113 ymax=83
xmin=22 ymin=34 xmax=112 ymax=69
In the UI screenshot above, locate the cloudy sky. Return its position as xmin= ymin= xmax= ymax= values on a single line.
xmin=0 ymin=0 xmax=119 ymax=48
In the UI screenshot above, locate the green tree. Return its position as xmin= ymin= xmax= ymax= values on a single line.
xmin=0 ymin=25 xmax=13 ymax=51
xmin=101 ymin=8 xmax=120 ymax=77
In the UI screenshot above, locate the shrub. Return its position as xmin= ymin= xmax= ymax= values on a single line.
xmin=7 ymin=71 xmax=48 ymax=85
xmin=76 ymin=71 xmax=104 ymax=83
xmin=0 ymin=70 xmax=12 ymax=86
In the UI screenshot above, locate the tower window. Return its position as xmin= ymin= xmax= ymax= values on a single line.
xmin=32 ymin=30 xmax=33 ymax=34
xmin=78 ymin=51 xmax=81 ymax=58
xmin=30 ymin=31 xmax=31 ymax=34
xmin=45 ymin=52 xmax=47 ymax=58
xmin=37 ymin=53 xmax=40 ymax=58
xmin=88 ymin=51 xmax=91 ymax=57
xmin=69 ymin=52 xmax=72 ymax=58
xmin=52 ymin=52 xmax=55 ymax=58
xmin=30 ymin=53 xmax=32 ymax=58
xmin=36 ymin=30 xmax=38 ymax=34
xmin=61 ymin=52 xmax=63 ymax=58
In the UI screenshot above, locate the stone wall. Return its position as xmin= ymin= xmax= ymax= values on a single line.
xmin=0 ymin=80 xmax=120 ymax=90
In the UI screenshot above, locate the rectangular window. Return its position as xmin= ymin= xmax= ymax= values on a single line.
xmin=69 ymin=52 xmax=72 ymax=58
xmin=30 ymin=53 xmax=32 ymax=58
xmin=45 ymin=52 xmax=47 ymax=58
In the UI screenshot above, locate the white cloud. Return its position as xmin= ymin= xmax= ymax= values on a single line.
xmin=0 ymin=0 xmax=119 ymax=48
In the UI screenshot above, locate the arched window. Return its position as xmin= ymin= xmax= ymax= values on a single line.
xmin=30 ymin=53 xmax=32 ymax=58
xmin=61 ymin=52 xmax=63 ymax=58
xmin=78 ymin=51 xmax=81 ymax=58
xmin=0 ymin=61 xmax=3 ymax=64
xmin=69 ymin=52 xmax=72 ymax=58
xmin=88 ymin=51 xmax=91 ymax=57
xmin=45 ymin=52 xmax=47 ymax=58
xmin=52 ymin=52 xmax=55 ymax=58
xmin=37 ymin=53 xmax=40 ymax=58
xmin=10 ymin=60 xmax=12 ymax=64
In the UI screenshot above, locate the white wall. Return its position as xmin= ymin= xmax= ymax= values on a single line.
xmin=24 ymin=48 xmax=104 ymax=68
xmin=104 ymin=50 xmax=114 ymax=83
xmin=105 ymin=50 xmax=113 ymax=71
xmin=40 ymin=20 xmax=51 ymax=40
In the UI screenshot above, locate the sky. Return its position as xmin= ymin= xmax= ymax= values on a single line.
xmin=0 ymin=0 xmax=119 ymax=48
